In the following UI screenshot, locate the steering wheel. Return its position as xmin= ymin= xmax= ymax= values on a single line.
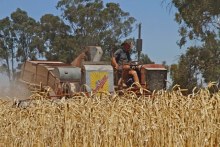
xmin=130 ymin=61 xmax=139 ymax=69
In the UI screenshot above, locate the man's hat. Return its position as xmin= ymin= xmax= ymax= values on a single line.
xmin=121 ymin=40 xmax=133 ymax=49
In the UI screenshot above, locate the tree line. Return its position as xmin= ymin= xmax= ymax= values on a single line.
xmin=0 ymin=0 xmax=219 ymax=92
xmin=0 ymin=0 xmax=138 ymax=81
xmin=169 ymin=0 xmax=220 ymax=92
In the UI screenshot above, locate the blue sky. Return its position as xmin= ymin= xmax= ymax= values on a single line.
xmin=0 ymin=0 xmax=191 ymax=65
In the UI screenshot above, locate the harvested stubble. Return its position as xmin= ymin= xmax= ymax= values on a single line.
xmin=0 ymin=88 xmax=219 ymax=147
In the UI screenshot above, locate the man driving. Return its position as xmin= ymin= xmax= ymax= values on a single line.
xmin=111 ymin=41 xmax=140 ymax=86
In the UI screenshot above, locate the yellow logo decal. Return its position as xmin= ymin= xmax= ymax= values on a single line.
xmin=90 ymin=72 xmax=109 ymax=92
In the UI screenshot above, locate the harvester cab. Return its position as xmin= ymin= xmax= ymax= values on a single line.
xmin=113 ymin=60 xmax=167 ymax=92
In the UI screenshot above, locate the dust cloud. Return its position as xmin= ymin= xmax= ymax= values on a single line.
xmin=0 ymin=74 xmax=30 ymax=100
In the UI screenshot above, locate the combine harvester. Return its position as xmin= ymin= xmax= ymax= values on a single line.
xmin=17 ymin=46 xmax=167 ymax=98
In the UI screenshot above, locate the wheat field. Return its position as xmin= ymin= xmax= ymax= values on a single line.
xmin=0 ymin=87 xmax=219 ymax=147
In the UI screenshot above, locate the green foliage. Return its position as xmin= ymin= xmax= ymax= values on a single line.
xmin=198 ymin=41 xmax=220 ymax=83
xmin=170 ymin=41 xmax=220 ymax=88
xmin=169 ymin=0 xmax=220 ymax=88
xmin=11 ymin=8 xmax=42 ymax=62
xmin=0 ymin=16 xmax=15 ymax=80
xmin=170 ymin=47 xmax=200 ymax=92
xmin=171 ymin=0 xmax=220 ymax=47
xmin=0 ymin=0 xmax=136 ymax=79
xmin=40 ymin=14 xmax=74 ymax=63
xmin=56 ymin=0 xmax=136 ymax=60
xmin=139 ymin=53 xmax=153 ymax=64
xmin=0 ymin=64 xmax=7 ymax=73
xmin=0 ymin=9 xmax=43 ymax=80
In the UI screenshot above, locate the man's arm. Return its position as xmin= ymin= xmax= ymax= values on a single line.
xmin=111 ymin=48 xmax=123 ymax=69
xmin=111 ymin=56 xmax=119 ymax=69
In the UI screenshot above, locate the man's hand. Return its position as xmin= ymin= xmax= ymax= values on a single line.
xmin=115 ymin=64 xmax=119 ymax=70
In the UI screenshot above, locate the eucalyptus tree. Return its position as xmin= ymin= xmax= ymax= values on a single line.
xmin=0 ymin=17 xmax=15 ymax=80
xmin=11 ymin=8 xmax=43 ymax=62
xmin=198 ymin=41 xmax=220 ymax=83
xmin=170 ymin=47 xmax=200 ymax=92
xmin=170 ymin=0 xmax=220 ymax=47
xmin=56 ymin=0 xmax=136 ymax=60
xmin=167 ymin=0 xmax=220 ymax=87
xmin=173 ymin=43 xmax=220 ymax=89
xmin=40 ymin=14 xmax=75 ymax=63
xmin=0 ymin=8 xmax=42 ymax=81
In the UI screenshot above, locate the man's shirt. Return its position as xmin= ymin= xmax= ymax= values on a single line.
xmin=114 ymin=48 xmax=131 ymax=65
